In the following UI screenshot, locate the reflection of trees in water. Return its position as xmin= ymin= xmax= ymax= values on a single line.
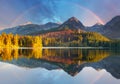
xmin=0 ymin=49 xmax=116 ymax=64
xmin=32 ymin=49 xmax=42 ymax=59
xmin=80 ymin=49 xmax=110 ymax=62
xmin=0 ymin=49 xmax=18 ymax=61
xmin=0 ymin=48 xmax=42 ymax=61
xmin=42 ymin=49 xmax=111 ymax=64
xmin=18 ymin=49 xmax=42 ymax=59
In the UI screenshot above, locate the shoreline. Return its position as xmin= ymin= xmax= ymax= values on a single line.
xmin=0 ymin=47 xmax=109 ymax=49
xmin=42 ymin=47 xmax=108 ymax=49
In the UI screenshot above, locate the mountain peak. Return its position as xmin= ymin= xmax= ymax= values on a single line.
xmin=95 ymin=22 xmax=103 ymax=26
xmin=92 ymin=23 xmax=103 ymax=27
xmin=58 ymin=17 xmax=85 ymax=30
xmin=68 ymin=16 xmax=79 ymax=22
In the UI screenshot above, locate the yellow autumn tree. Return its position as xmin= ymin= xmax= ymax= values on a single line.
xmin=33 ymin=36 xmax=42 ymax=48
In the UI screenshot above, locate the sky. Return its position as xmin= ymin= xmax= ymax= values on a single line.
xmin=0 ymin=0 xmax=120 ymax=29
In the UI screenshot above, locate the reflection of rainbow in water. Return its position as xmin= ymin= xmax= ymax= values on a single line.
xmin=11 ymin=2 xmax=104 ymax=27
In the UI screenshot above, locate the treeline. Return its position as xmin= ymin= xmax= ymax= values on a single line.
xmin=109 ymin=40 xmax=120 ymax=49
xmin=0 ymin=32 xmax=120 ymax=49
xmin=0 ymin=33 xmax=42 ymax=48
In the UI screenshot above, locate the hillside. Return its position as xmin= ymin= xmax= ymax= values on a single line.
xmin=41 ymin=29 xmax=110 ymax=47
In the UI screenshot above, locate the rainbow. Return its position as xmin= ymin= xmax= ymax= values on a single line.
xmin=70 ymin=2 xmax=104 ymax=25
xmin=11 ymin=2 xmax=104 ymax=27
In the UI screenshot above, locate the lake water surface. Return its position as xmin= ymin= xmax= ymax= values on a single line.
xmin=0 ymin=48 xmax=120 ymax=84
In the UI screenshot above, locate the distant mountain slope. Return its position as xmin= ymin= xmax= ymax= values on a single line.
xmin=85 ymin=16 xmax=120 ymax=39
xmin=0 ymin=22 xmax=60 ymax=35
xmin=28 ymin=17 xmax=86 ymax=35
xmin=0 ymin=16 xmax=120 ymax=39
xmin=103 ymin=16 xmax=120 ymax=39
xmin=30 ymin=16 xmax=120 ymax=39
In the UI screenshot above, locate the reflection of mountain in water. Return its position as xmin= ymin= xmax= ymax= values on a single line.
xmin=88 ymin=56 xmax=120 ymax=79
xmin=0 ymin=49 xmax=120 ymax=79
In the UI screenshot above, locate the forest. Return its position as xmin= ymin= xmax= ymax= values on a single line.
xmin=0 ymin=33 xmax=42 ymax=48
xmin=0 ymin=31 xmax=120 ymax=49
xmin=42 ymin=30 xmax=120 ymax=48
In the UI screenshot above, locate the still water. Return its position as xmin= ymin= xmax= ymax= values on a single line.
xmin=0 ymin=48 xmax=120 ymax=84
